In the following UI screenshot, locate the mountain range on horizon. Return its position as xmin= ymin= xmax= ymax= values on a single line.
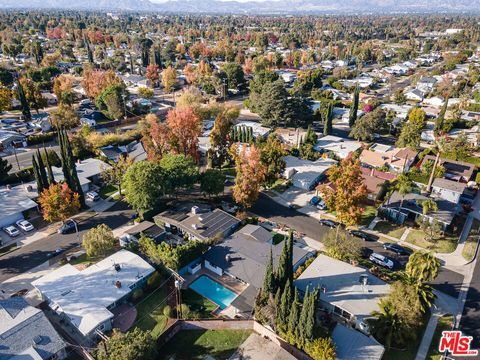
xmin=1 ymin=0 xmax=480 ymax=14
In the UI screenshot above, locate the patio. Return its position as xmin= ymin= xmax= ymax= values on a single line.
xmin=111 ymin=303 xmax=137 ymax=332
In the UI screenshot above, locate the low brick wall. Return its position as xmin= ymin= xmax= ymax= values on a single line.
xmin=157 ymin=319 xmax=311 ymax=360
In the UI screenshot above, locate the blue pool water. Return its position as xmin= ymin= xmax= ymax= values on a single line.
xmin=189 ymin=275 xmax=237 ymax=309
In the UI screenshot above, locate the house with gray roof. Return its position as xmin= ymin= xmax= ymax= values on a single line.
xmin=332 ymin=324 xmax=385 ymax=360
xmin=0 ymin=297 xmax=67 ymax=360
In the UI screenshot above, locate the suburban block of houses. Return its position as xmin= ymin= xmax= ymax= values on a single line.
xmin=32 ymin=250 xmax=155 ymax=339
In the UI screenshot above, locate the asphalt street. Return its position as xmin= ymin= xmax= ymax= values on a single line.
xmin=3 ymin=145 xmax=60 ymax=173
xmin=459 ymin=257 xmax=480 ymax=344
xmin=251 ymin=193 xmax=464 ymax=298
xmin=0 ymin=201 xmax=134 ymax=282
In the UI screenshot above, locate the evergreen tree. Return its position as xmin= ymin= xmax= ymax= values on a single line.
xmin=32 ymin=155 xmax=42 ymax=194
xmin=17 ymin=80 xmax=31 ymax=121
xmin=287 ymin=288 xmax=301 ymax=345
xmin=348 ymin=85 xmax=359 ymax=127
xmin=263 ymin=247 xmax=275 ymax=294
xmin=36 ymin=149 xmax=48 ymax=189
xmin=304 ymin=288 xmax=319 ymax=340
xmin=276 ymin=280 xmax=292 ymax=334
xmin=276 ymin=238 xmax=288 ymax=288
xmin=0 ymin=157 xmax=12 ymax=185
xmin=44 ymin=148 xmax=55 ymax=185
xmin=58 ymin=129 xmax=85 ymax=207
xmin=297 ymin=287 xmax=310 ymax=348
xmin=324 ymin=103 xmax=333 ymax=135
xmin=434 ymin=98 xmax=449 ymax=135
xmin=286 ymin=230 xmax=294 ymax=286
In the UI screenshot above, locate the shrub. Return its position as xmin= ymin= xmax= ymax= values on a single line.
xmin=147 ymin=271 xmax=162 ymax=289
xmin=179 ymin=304 xmax=190 ymax=319
xmin=132 ymin=288 xmax=144 ymax=302
xmin=163 ymin=305 xmax=172 ymax=318
xmin=3 ymin=167 xmax=35 ymax=185
xmin=27 ymin=132 xmax=56 ymax=145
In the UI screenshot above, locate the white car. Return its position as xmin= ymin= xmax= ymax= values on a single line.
xmin=3 ymin=226 xmax=20 ymax=237
xmin=369 ymin=252 xmax=394 ymax=270
xmin=86 ymin=191 xmax=100 ymax=201
xmin=16 ymin=220 xmax=34 ymax=232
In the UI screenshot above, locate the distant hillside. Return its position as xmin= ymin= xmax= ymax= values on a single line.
xmin=1 ymin=0 xmax=480 ymax=13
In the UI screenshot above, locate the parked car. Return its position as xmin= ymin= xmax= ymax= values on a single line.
xmin=86 ymin=191 xmax=100 ymax=201
xmin=369 ymin=252 xmax=394 ymax=270
xmin=319 ymin=219 xmax=339 ymax=228
xmin=349 ymin=230 xmax=377 ymax=241
xmin=310 ymin=196 xmax=321 ymax=206
xmin=383 ymin=243 xmax=409 ymax=255
xmin=47 ymin=248 xmax=64 ymax=258
xmin=57 ymin=220 xmax=77 ymax=234
xmin=15 ymin=219 xmax=34 ymax=232
xmin=316 ymin=200 xmax=327 ymax=210
xmin=3 ymin=226 xmax=20 ymax=237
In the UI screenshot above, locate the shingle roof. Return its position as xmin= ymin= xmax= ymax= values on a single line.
xmin=332 ymin=324 xmax=385 ymax=360
xmin=432 ymin=178 xmax=467 ymax=193
xmin=0 ymin=298 xmax=66 ymax=360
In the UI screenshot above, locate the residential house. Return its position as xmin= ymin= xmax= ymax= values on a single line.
xmin=359 ymin=144 xmax=417 ymax=173
xmin=283 ymin=155 xmax=337 ymax=191
xmin=201 ymin=224 xmax=311 ymax=316
xmin=154 ymin=206 xmax=241 ymax=242
xmin=422 ymin=96 xmax=445 ymax=108
xmin=404 ymin=89 xmax=425 ymax=102
xmin=0 ymin=297 xmax=67 ymax=360
xmin=274 ymin=127 xmax=308 ymax=147
xmin=417 ymin=77 xmax=438 ymax=93
xmin=421 ymin=156 xmax=475 ymax=182
xmin=32 ymin=250 xmax=155 ymax=339
xmin=431 ymin=178 xmax=467 ymax=204
xmin=0 ymin=186 xmax=39 ymax=228
xmin=234 ymin=121 xmax=271 ymax=139
xmin=119 ymin=221 xmax=166 ymax=247
xmin=0 ymin=130 xmax=26 ymax=150
xmin=295 ymin=254 xmax=390 ymax=332
xmin=360 ymin=167 xmax=395 ymax=201
xmin=332 ymin=324 xmax=385 ymax=360
xmin=99 ymin=140 xmax=147 ymax=162
xmin=448 ymin=127 xmax=479 ymax=147
xmin=314 ymin=135 xmax=363 ymax=159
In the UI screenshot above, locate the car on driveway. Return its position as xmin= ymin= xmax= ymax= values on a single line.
xmin=47 ymin=248 xmax=64 ymax=258
xmin=383 ymin=243 xmax=409 ymax=255
xmin=348 ymin=230 xmax=377 ymax=241
xmin=310 ymin=196 xmax=321 ymax=206
xmin=57 ymin=220 xmax=77 ymax=234
xmin=15 ymin=220 xmax=34 ymax=232
xmin=319 ymin=219 xmax=339 ymax=228
xmin=3 ymin=226 xmax=20 ymax=237
xmin=86 ymin=191 xmax=100 ymax=201
xmin=369 ymin=252 xmax=394 ymax=270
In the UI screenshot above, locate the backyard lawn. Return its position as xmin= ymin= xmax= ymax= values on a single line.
xmin=405 ymin=229 xmax=457 ymax=253
xmin=160 ymin=329 xmax=253 ymax=360
xmin=133 ymin=285 xmax=170 ymax=339
xmin=181 ymin=288 xmax=218 ymax=318
xmin=426 ymin=315 xmax=454 ymax=360
xmin=462 ymin=219 xmax=480 ymax=261
xmin=373 ymin=221 xmax=406 ymax=240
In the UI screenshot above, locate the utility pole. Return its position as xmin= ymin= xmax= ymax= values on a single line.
xmin=12 ymin=145 xmax=20 ymax=171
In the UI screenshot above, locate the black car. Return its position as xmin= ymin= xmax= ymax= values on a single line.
xmin=383 ymin=243 xmax=409 ymax=255
xmin=47 ymin=248 xmax=64 ymax=258
xmin=319 ymin=219 xmax=339 ymax=228
xmin=349 ymin=230 xmax=378 ymax=242
xmin=57 ymin=220 xmax=77 ymax=234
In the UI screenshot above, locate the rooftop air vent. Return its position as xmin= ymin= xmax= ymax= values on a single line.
xmin=115 ymin=281 xmax=122 ymax=288
xmin=114 ymin=263 xmax=121 ymax=272
xmin=33 ymin=335 xmax=42 ymax=345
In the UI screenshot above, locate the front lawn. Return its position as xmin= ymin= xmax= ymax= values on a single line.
xmin=181 ymin=288 xmax=217 ymax=319
xmin=462 ymin=219 xmax=480 ymax=262
xmin=270 ymin=179 xmax=291 ymax=193
xmin=133 ymin=284 xmax=170 ymax=339
xmin=373 ymin=221 xmax=406 ymax=239
xmin=159 ymin=329 xmax=253 ymax=360
xmin=360 ymin=205 xmax=378 ymax=226
xmin=405 ymin=229 xmax=457 ymax=253
xmin=99 ymin=184 xmax=118 ymax=199
xmin=427 ymin=314 xmax=454 ymax=360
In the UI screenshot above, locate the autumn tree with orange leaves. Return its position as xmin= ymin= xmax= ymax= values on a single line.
xmin=82 ymin=67 xmax=123 ymax=99
xmin=317 ymin=157 xmax=367 ymax=225
xmin=167 ymin=107 xmax=202 ymax=160
xmin=146 ymin=64 xmax=159 ymax=87
xmin=38 ymin=183 xmax=81 ymax=223
xmin=231 ymin=144 xmax=265 ymax=208
xmin=141 ymin=114 xmax=171 ymax=161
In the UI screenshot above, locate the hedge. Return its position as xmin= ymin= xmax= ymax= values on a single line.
xmin=27 ymin=132 xmax=57 ymax=145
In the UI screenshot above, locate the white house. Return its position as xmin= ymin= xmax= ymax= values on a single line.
xmin=314 ymin=135 xmax=363 ymax=159
xmin=32 ymin=250 xmax=155 ymax=339
xmin=284 ymin=155 xmax=337 ymax=191
xmin=431 ymin=178 xmax=466 ymax=204
xmin=405 ymin=89 xmax=424 ymax=102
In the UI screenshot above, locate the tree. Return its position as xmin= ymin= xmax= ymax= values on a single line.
xmin=0 ymin=67 xmax=13 ymax=87
xmin=161 ymin=66 xmax=177 ymax=93
xmin=16 ymin=79 xmax=31 ymax=120
xmin=323 ymin=228 xmax=363 ymax=261
xmin=49 ymin=104 xmax=80 ymax=129
xmin=209 ymin=105 xmax=239 ymax=167
xmin=102 ymin=156 xmax=134 ymax=196
xmin=146 ymin=64 xmax=159 ymax=87
xmin=222 ymin=62 xmax=244 ymax=88
xmin=97 ymin=328 xmax=157 ymax=360
xmin=255 ymin=79 xmax=290 ymax=127
xmin=421 ymin=198 xmax=438 ymax=215
xmin=141 ymin=114 xmax=171 ymax=161
xmin=348 ymin=85 xmax=360 ymax=127
xmin=82 ymin=67 xmax=123 ymax=99
xmin=231 ymin=144 xmax=265 ymax=208
xmin=286 ymin=288 xmax=301 ymax=345
xmin=38 ymin=183 xmax=80 ymax=223
xmin=166 ymin=107 xmax=202 ymax=160
xmin=43 ymin=148 xmax=56 ymax=185
xmin=83 ymin=224 xmax=116 ymax=257
xmin=349 ymin=108 xmax=386 ymax=141
xmin=123 ymin=161 xmax=164 ymax=216
xmin=276 ymin=280 xmax=292 ymax=334
xmin=434 ymin=98 xmax=449 ymax=135
xmin=0 ymin=157 xmax=12 ymax=184
xmin=19 ymin=77 xmax=46 ymax=114
xmin=159 ymin=154 xmax=199 ymax=194
xmin=0 ymin=86 xmax=12 ymax=113
xmin=53 ymin=75 xmax=75 ymax=105
xmin=96 ymin=84 xmax=126 ymax=120
xmin=262 ymin=247 xmax=275 ymax=295
xmin=318 ymin=158 xmax=367 ymax=225
xmin=305 ymin=337 xmax=336 ymax=360
xmin=405 ymin=251 xmax=440 ymax=284
xmin=259 ymin=134 xmax=287 ymax=187
xmin=393 ymin=174 xmax=413 ymax=210
xmin=138 ymin=87 xmax=154 ymax=99
xmin=58 ymin=129 xmax=85 ymax=207
xmin=396 ymin=121 xmax=422 ymax=149
xmin=200 ymin=169 xmax=225 ymax=197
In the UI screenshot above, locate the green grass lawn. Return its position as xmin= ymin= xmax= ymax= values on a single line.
xmin=383 ymin=313 xmax=430 ymax=360
xmin=160 ymin=329 xmax=253 ymax=360
xmin=272 ymin=231 xmax=286 ymax=245
xmin=270 ymin=179 xmax=290 ymax=193
xmin=360 ymin=205 xmax=378 ymax=226
xmin=181 ymin=288 xmax=218 ymax=318
xmin=426 ymin=315 xmax=454 ymax=360
xmin=462 ymin=219 xmax=480 ymax=262
xmin=405 ymin=229 xmax=457 ymax=253
xmin=99 ymin=184 xmax=118 ymax=199
xmin=373 ymin=221 xmax=406 ymax=239
xmin=133 ymin=285 xmax=170 ymax=339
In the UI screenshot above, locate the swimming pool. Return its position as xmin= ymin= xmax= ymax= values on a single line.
xmin=189 ymin=275 xmax=237 ymax=309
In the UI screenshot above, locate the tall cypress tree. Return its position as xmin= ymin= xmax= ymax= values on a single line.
xmin=276 ymin=238 xmax=288 ymax=289
xmin=44 ymin=148 xmax=55 ymax=185
xmin=434 ymin=97 xmax=449 ymax=135
xmin=58 ymin=129 xmax=85 ymax=207
xmin=32 ymin=155 xmax=44 ymax=195
xmin=263 ymin=248 xmax=275 ymax=295
xmin=324 ymin=103 xmax=333 ymax=135
xmin=304 ymin=288 xmax=318 ymax=340
xmin=348 ymin=85 xmax=359 ymax=127
xmin=36 ymin=149 xmax=48 ymax=188
xmin=286 ymin=230 xmax=294 ymax=287
xmin=297 ymin=287 xmax=310 ymax=349
xmin=276 ymin=280 xmax=292 ymax=334
xmin=17 ymin=80 xmax=31 ymax=121
xmin=287 ymin=288 xmax=301 ymax=345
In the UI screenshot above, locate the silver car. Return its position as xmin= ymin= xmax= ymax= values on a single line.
xmin=16 ymin=220 xmax=34 ymax=232
xmin=3 ymin=226 xmax=20 ymax=237
xmin=369 ymin=252 xmax=394 ymax=270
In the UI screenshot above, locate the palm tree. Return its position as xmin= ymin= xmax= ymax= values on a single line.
xmin=404 ymin=276 xmax=436 ymax=312
xmin=394 ymin=174 xmax=413 ymax=210
xmin=421 ymin=198 xmax=438 ymax=215
xmin=370 ymin=299 xmax=409 ymax=349
xmin=406 ymin=251 xmax=441 ymax=284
